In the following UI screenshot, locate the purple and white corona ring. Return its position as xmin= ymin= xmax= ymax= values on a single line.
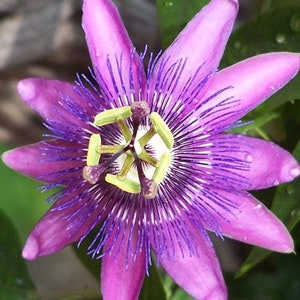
xmin=2 ymin=0 xmax=300 ymax=299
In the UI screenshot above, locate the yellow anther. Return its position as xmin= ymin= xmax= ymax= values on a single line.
xmin=152 ymin=152 xmax=171 ymax=184
xmin=105 ymin=174 xmax=141 ymax=194
xmin=86 ymin=134 xmax=101 ymax=166
xmin=94 ymin=106 xmax=132 ymax=126
xmin=150 ymin=112 xmax=174 ymax=149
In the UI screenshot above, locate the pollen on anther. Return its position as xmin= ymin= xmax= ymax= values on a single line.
xmin=82 ymin=165 xmax=102 ymax=184
xmin=131 ymin=101 xmax=150 ymax=123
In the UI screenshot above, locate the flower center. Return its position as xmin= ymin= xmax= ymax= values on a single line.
xmin=82 ymin=101 xmax=173 ymax=199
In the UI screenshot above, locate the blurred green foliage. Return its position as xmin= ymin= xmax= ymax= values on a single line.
xmin=156 ymin=0 xmax=209 ymax=48
xmin=0 ymin=210 xmax=39 ymax=299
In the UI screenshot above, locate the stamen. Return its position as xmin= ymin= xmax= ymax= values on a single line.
xmin=152 ymin=152 xmax=171 ymax=184
xmin=118 ymin=155 xmax=135 ymax=179
xmin=94 ymin=106 xmax=132 ymax=126
xmin=105 ymin=174 xmax=141 ymax=193
xmin=150 ymin=112 xmax=174 ymax=149
xmin=87 ymin=134 xmax=101 ymax=166
xmin=84 ymin=103 xmax=173 ymax=199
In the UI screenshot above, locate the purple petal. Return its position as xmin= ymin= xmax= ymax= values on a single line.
xmin=226 ymin=134 xmax=299 ymax=189
xmin=22 ymin=180 xmax=108 ymax=260
xmin=204 ymin=189 xmax=294 ymax=252
xmin=148 ymin=0 xmax=238 ymax=104
xmin=82 ymin=0 xmax=145 ymax=103
xmin=101 ymin=231 xmax=146 ymax=300
xmin=22 ymin=213 xmax=75 ymax=260
xmin=151 ymin=220 xmax=227 ymax=300
xmin=198 ymin=53 xmax=300 ymax=131
xmin=17 ymin=78 xmax=93 ymax=126
xmin=2 ymin=141 xmax=83 ymax=182
xmin=199 ymin=133 xmax=300 ymax=191
xmin=22 ymin=202 xmax=87 ymax=259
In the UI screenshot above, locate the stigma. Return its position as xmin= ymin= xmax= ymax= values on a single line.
xmin=82 ymin=101 xmax=173 ymax=199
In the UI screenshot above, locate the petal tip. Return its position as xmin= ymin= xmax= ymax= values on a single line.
xmin=214 ymin=0 xmax=238 ymax=10
xmin=1 ymin=149 xmax=17 ymax=170
xmin=279 ymin=161 xmax=300 ymax=184
xmin=280 ymin=235 xmax=294 ymax=254
xmin=1 ymin=150 xmax=10 ymax=166
xmin=228 ymin=0 xmax=238 ymax=8
xmin=17 ymin=79 xmax=36 ymax=103
xmin=22 ymin=235 xmax=40 ymax=260
xmin=267 ymin=221 xmax=294 ymax=253
xmin=289 ymin=165 xmax=300 ymax=179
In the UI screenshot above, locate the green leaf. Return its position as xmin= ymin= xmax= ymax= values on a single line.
xmin=156 ymin=0 xmax=209 ymax=49
xmin=140 ymin=264 xmax=167 ymax=300
xmin=222 ymin=7 xmax=300 ymax=66
xmin=171 ymin=288 xmax=194 ymax=300
xmin=236 ymin=137 xmax=300 ymax=277
xmin=228 ymin=254 xmax=300 ymax=300
xmin=72 ymin=228 xmax=101 ymax=280
xmin=260 ymin=0 xmax=300 ymax=13
xmin=229 ymin=111 xmax=280 ymax=139
xmin=0 ymin=209 xmax=39 ymax=299
xmin=158 ymin=272 xmax=194 ymax=300
xmin=272 ymin=0 xmax=300 ymax=9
